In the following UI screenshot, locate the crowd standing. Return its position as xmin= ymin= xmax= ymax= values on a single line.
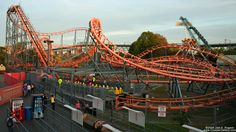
xmin=23 ymin=82 xmax=35 ymax=96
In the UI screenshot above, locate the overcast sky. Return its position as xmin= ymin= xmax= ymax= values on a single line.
xmin=0 ymin=0 xmax=236 ymax=46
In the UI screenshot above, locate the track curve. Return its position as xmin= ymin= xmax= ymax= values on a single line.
xmin=89 ymin=18 xmax=236 ymax=82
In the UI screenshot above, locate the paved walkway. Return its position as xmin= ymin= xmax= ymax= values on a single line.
xmin=0 ymin=93 xmax=87 ymax=132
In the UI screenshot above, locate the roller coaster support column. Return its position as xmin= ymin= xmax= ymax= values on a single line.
xmin=169 ymin=78 xmax=183 ymax=99
xmin=187 ymin=81 xmax=209 ymax=94
xmin=44 ymin=39 xmax=54 ymax=66
xmin=61 ymin=34 xmax=63 ymax=58
xmin=187 ymin=81 xmax=231 ymax=94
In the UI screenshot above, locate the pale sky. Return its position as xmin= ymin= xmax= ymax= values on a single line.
xmin=0 ymin=0 xmax=236 ymax=46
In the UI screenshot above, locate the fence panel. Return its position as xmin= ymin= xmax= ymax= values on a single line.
xmin=0 ymin=82 xmax=23 ymax=105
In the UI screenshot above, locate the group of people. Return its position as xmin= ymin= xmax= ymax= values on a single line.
xmin=62 ymin=76 xmax=125 ymax=96
xmin=6 ymin=94 xmax=56 ymax=131
xmin=23 ymin=83 xmax=35 ymax=96
xmin=114 ymin=87 xmax=124 ymax=95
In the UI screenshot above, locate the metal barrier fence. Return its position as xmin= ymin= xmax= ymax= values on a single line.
xmin=40 ymin=78 xmax=114 ymax=104
xmin=26 ymin=72 xmax=204 ymax=131
xmin=26 ymin=72 xmax=147 ymax=99
xmin=26 ymin=72 xmax=166 ymax=131
xmin=41 ymin=104 xmax=87 ymax=132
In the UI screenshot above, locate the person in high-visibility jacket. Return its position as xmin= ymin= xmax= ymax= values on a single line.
xmin=50 ymin=95 xmax=56 ymax=110
xmin=92 ymin=76 xmax=96 ymax=84
xmin=58 ymin=78 xmax=63 ymax=86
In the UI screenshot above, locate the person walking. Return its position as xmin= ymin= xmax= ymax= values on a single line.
xmin=27 ymin=84 xmax=31 ymax=96
xmin=6 ymin=113 xmax=16 ymax=132
xmin=50 ymin=95 xmax=55 ymax=110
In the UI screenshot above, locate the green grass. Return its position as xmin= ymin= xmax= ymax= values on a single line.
xmin=147 ymin=85 xmax=168 ymax=97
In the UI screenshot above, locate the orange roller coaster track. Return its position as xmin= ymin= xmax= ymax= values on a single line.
xmin=6 ymin=5 xmax=93 ymax=68
xmin=5 ymin=5 xmax=236 ymax=111
xmin=89 ymin=18 xmax=236 ymax=82
xmin=7 ymin=5 xmax=48 ymax=67
xmin=36 ymin=27 xmax=88 ymax=36
xmin=89 ymin=17 xmax=236 ymax=111
xmin=115 ymin=88 xmax=236 ymax=111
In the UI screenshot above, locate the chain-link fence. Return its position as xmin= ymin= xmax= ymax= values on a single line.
xmin=26 ymin=72 xmax=186 ymax=131
xmin=26 ymin=72 xmax=236 ymax=132
xmin=40 ymin=104 xmax=87 ymax=132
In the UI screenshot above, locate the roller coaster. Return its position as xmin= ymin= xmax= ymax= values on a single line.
xmin=5 ymin=5 xmax=236 ymax=112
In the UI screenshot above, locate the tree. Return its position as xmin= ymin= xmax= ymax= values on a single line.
xmin=224 ymin=47 xmax=236 ymax=55
xmin=128 ymin=31 xmax=168 ymax=58
xmin=0 ymin=46 xmax=7 ymax=65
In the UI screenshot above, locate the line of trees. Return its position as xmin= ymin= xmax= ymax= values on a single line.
xmin=212 ymin=47 xmax=236 ymax=55
xmin=128 ymin=31 xmax=172 ymax=58
xmin=128 ymin=31 xmax=236 ymax=58
xmin=0 ymin=46 xmax=6 ymax=65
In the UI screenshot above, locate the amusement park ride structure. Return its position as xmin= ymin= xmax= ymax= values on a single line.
xmin=178 ymin=16 xmax=211 ymax=49
xmin=5 ymin=5 xmax=236 ymax=111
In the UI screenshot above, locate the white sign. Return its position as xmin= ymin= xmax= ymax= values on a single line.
xmin=87 ymin=94 xmax=104 ymax=111
xmin=158 ymin=105 xmax=166 ymax=112
xmin=71 ymin=109 xmax=83 ymax=126
xmin=128 ymin=110 xmax=145 ymax=127
xmin=122 ymin=106 xmax=145 ymax=127
xmin=12 ymin=99 xmax=23 ymax=111
xmin=158 ymin=112 xmax=166 ymax=117
xmin=158 ymin=105 xmax=167 ymax=117
xmin=92 ymin=98 xmax=104 ymax=111
xmin=64 ymin=105 xmax=83 ymax=126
